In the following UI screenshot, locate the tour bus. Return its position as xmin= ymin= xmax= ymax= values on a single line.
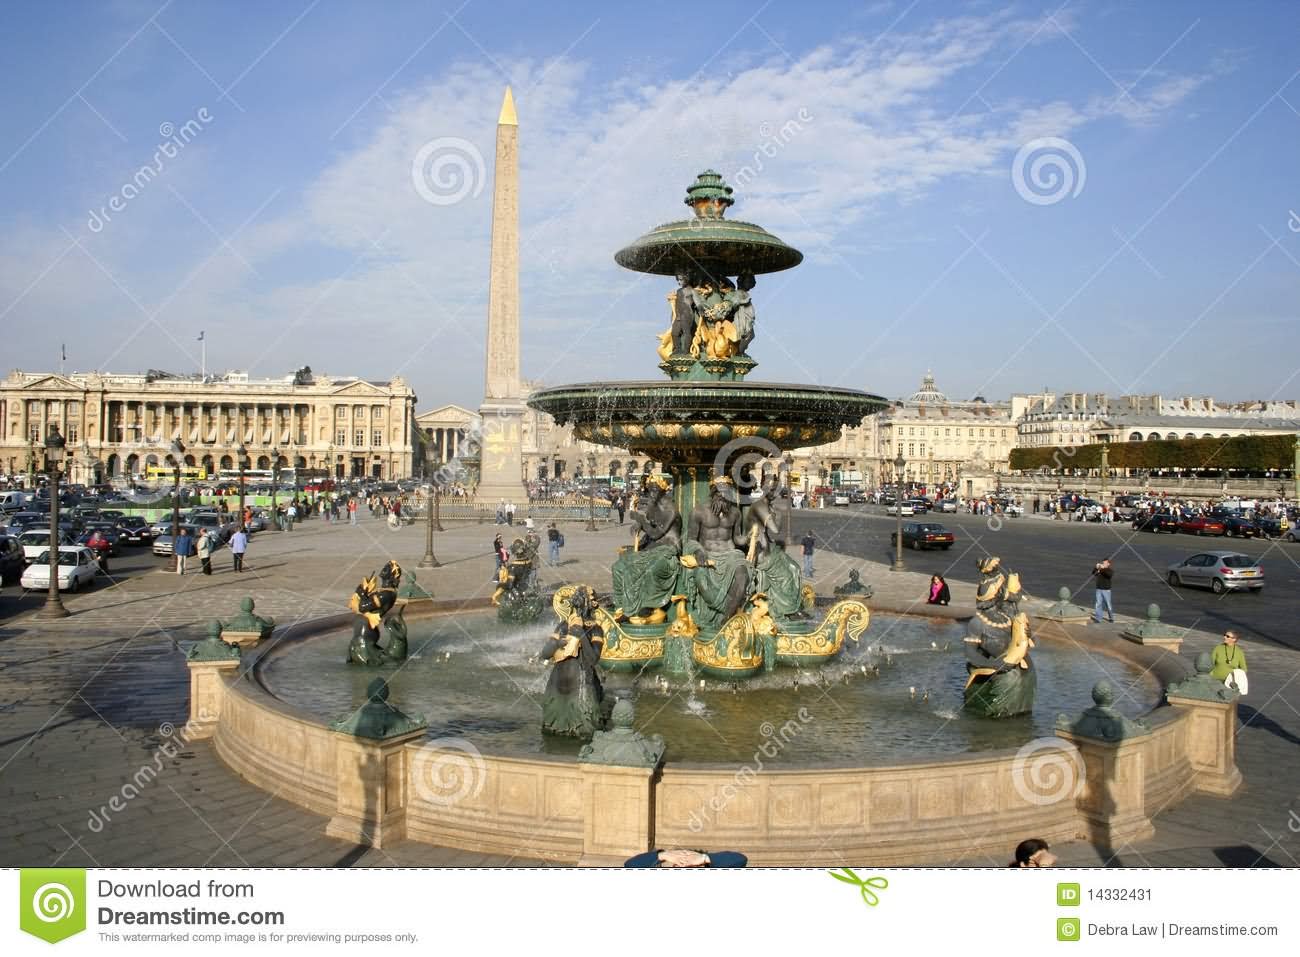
xmin=144 ymin=465 xmax=207 ymax=482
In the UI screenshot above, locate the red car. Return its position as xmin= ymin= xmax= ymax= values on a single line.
xmin=1177 ymin=515 xmax=1226 ymax=536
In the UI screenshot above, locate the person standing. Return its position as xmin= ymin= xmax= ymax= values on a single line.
xmin=1209 ymin=630 xmax=1248 ymax=694
xmin=547 ymin=522 xmax=562 ymax=566
xmin=196 ymin=528 xmax=214 ymax=575
xmin=800 ymin=531 xmax=816 ymax=578
xmin=174 ymin=527 xmax=194 ymax=575
xmin=1092 ymin=558 xmax=1114 ymax=623
xmin=348 ymin=497 xmax=358 ymax=525
xmin=230 ymin=526 xmax=248 ymax=572
xmin=616 ymin=494 xmax=626 ymax=525
xmin=286 ymin=502 xmax=297 ymax=531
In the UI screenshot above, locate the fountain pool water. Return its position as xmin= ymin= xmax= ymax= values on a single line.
xmin=261 ymin=611 xmax=1161 ymax=766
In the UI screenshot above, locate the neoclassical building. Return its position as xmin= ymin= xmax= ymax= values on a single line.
xmin=0 ymin=368 xmax=418 ymax=484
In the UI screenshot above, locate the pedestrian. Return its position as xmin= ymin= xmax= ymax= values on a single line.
xmin=493 ymin=533 xmax=508 ymax=570
xmin=496 ymin=500 xmax=505 ymax=525
xmin=1209 ymin=630 xmax=1248 ymax=694
xmin=1092 ymin=558 xmax=1114 ymax=623
xmin=286 ymin=502 xmax=297 ymax=531
xmin=87 ymin=528 xmax=111 ymax=573
xmin=506 ymin=501 xmax=516 ymax=526
xmin=196 ymin=528 xmax=213 ymax=575
xmin=174 ymin=526 xmax=194 ymax=575
xmin=800 ymin=531 xmax=816 ymax=578
xmin=927 ymin=574 xmax=950 ymax=606
xmin=230 ymin=526 xmax=248 ymax=572
xmin=547 ymin=522 xmax=563 ymax=566
xmin=348 ymin=497 xmax=358 ymax=525
xmin=1008 ymin=838 xmax=1056 ymax=868
xmin=616 ymin=494 xmax=626 ymax=525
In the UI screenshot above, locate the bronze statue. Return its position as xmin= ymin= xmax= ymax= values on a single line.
xmin=493 ymin=537 xmax=546 ymax=623
xmin=732 ymin=271 xmax=757 ymax=354
xmin=612 ymin=474 xmax=681 ymax=624
xmin=347 ymin=561 xmax=404 ymax=665
xmin=537 ymin=585 xmax=605 ymax=737
xmin=671 ymin=272 xmax=698 ymax=356
xmin=747 ymin=475 xmax=804 ymax=619
xmin=962 ymin=557 xmax=1036 ymax=717
xmin=680 ymin=476 xmax=751 ymax=630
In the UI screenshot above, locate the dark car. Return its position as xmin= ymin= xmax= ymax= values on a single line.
xmin=1222 ymin=516 xmax=1259 ymax=539
xmin=3 ymin=511 xmax=47 ymax=537
xmin=1255 ymin=517 xmax=1290 ymax=540
xmin=0 ymin=534 xmax=24 ymax=583
xmin=890 ymin=522 xmax=956 ymax=550
xmin=1177 ymin=515 xmax=1227 ymax=536
xmin=116 ymin=515 xmax=154 ymax=544
xmin=904 ymin=498 xmax=932 ymax=514
xmin=1133 ymin=512 xmax=1179 ymax=533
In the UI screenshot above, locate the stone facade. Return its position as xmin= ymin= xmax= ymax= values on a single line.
xmin=0 ymin=368 xmax=417 ymax=484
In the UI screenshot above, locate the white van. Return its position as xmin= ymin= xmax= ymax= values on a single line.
xmin=0 ymin=491 xmax=30 ymax=513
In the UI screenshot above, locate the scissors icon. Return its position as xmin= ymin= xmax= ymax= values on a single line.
xmin=829 ymin=868 xmax=889 ymax=906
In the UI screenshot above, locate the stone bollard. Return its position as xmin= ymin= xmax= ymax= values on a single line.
xmin=1036 ymin=586 xmax=1091 ymax=624
xmin=327 ymin=678 xmax=427 ymax=848
xmin=185 ymin=621 xmax=241 ymax=740
xmin=1165 ymin=652 xmax=1242 ymax=796
xmin=1120 ymin=603 xmax=1186 ymax=653
xmin=576 ymin=697 xmax=664 ymax=865
xmin=221 ymin=596 xmax=275 ymax=648
xmin=1056 ymin=681 xmax=1154 ymax=848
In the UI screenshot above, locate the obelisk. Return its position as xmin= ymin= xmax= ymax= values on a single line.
xmin=475 ymin=86 xmax=528 ymax=503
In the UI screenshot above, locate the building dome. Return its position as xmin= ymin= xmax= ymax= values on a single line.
xmin=909 ymin=371 xmax=948 ymax=404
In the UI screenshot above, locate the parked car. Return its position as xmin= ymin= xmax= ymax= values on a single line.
xmin=886 ymin=502 xmax=915 ymax=516
xmin=905 ymin=498 xmax=932 ymax=514
xmin=1166 ymin=551 xmax=1263 ymax=594
xmin=832 ymin=493 xmax=850 ymax=506
xmin=1134 ymin=512 xmax=1179 ymax=533
xmin=1222 ymin=516 xmax=1260 ymax=539
xmin=3 ymin=511 xmax=47 ymax=537
xmin=1176 ymin=515 xmax=1227 ymax=536
xmin=1256 ymin=516 xmax=1291 ymax=540
xmin=77 ymin=524 xmax=122 ymax=558
xmin=116 ymin=516 xmax=154 ymax=544
xmin=20 ymin=546 xmax=101 ymax=592
xmin=890 ymin=522 xmax=956 ymax=550
xmin=0 ymin=534 xmax=25 ymax=583
xmin=848 ymin=490 xmax=868 ymax=504
xmin=938 ymin=499 xmax=958 ymax=513
xmin=18 ymin=528 xmax=73 ymax=562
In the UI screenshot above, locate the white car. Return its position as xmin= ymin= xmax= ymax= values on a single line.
xmin=18 ymin=528 xmax=71 ymax=562
xmin=21 ymin=546 xmax=100 ymax=592
xmin=938 ymin=499 xmax=958 ymax=513
xmin=887 ymin=502 xmax=915 ymax=516
xmin=1004 ymin=503 xmax=1024 ymax=517
xmin=833 ymin=493 xmax=850 ymax=506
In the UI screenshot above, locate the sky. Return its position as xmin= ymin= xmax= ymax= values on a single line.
xmin=1 ymin=0 xmax=1298 ymax=413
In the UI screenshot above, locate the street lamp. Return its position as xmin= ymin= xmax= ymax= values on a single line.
xmin=38 ymin=426 xmax=69 ymax=619
xmin=891 ymin=449 xmax=906 ymax=572
xmin=1099 ymin=443 xmax=1109 ymax=504
xmin=169 ymin=440 xmax=186 ymax=569
xmin=270 ymin=447 xmax=281 ymax=530
xmin=237 ymin=443 xmax=249 ymax=521
xmin=585 ymin=452 xmax=597 ymax=531
xmin=419 ymin=474 xmax=441 ymax=568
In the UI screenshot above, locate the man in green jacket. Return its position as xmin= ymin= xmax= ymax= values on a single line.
xmin=1209 ymin=631 xmax=1247 ymax=686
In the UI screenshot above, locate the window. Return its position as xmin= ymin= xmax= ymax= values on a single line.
xmin=907 ymin=443 xmax=915 ymax=457
xmin=373 ymin=407 xmax=384 ymax=420
xmin=979 ymin=428 xmax=985 ymax=437
xmin=29 ymin=425 xmax=39 ymax=442
xmin=945 ymin=428 xmax=951 ymax=436
xmin=908 ymin=427 xmax=914 ymax=436
xmin=919 ymin=443 xmax=926 ymax=455
xmin=68 ymin=425 xmax=78 ymax=443
xmin=336 ymin=407 xmax=346 ymax=419
xmin=372 ymin=429 xmax=382 ymax=447
xmin=355 ymin=429 xmax=365 ymax=447
xmin=968 ymin=428 xmax=974 ymax=437
xmin=336 ymin=428 xmax=346 ymax=446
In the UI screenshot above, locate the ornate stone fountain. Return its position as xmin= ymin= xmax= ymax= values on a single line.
xmin=529 ymin=171 xmax=887 ymax=679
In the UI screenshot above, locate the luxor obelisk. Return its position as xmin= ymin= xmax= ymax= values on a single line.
xmin=475 ymin=87 xmax=528 ymax=502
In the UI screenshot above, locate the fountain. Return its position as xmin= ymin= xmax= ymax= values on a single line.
xmin=528 ymin=171 xmax=887 ymax=680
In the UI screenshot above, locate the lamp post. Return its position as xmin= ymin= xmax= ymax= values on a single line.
xmin=38 ymin=426 xmax=69 ymax=619
xmin=270 ymin=447 xmax=281 ymax=530
xmin=892 ymin=449 xmax=906 ymax=572
xmin=169 ymin=439 xmax=186 ymax=547
xmin=585 ymin=452 xmax=597 ymax=531
xmin=783 ymin=453 xmax=794 ymax=541
xmin=237 ymin=443 xmax=249 ymax=520
xmin=1099 ymin=443 xmax=1109 ymax=504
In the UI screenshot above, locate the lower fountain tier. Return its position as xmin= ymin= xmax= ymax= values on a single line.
xmin=526 ymin=380 xmax=888 ymax=461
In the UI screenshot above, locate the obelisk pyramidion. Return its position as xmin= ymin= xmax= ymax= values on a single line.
xmin=475 ymin=86 xmax=528 ymax=503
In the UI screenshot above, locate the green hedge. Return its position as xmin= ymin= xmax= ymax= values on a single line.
xmin=1009 ymin=434 xmax=1298 ymax=472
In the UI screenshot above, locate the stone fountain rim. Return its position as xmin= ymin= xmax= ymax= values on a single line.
xmin=241 ymin=600 xmax=1185 ymax=773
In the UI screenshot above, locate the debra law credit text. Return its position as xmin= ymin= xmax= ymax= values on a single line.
xmin=1088 ymin=923 xmax=1280 ymax=938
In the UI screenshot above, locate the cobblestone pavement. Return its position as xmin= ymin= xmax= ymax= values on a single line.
xmin=1 ymin=513 xmax=1296 ymax=867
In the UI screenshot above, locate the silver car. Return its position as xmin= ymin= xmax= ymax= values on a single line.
xmin=1166 ymin=550 xmax=1264 ymax=594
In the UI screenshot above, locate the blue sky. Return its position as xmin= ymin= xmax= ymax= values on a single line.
xmin=2 ymin=0 xmax=1298 ymax=411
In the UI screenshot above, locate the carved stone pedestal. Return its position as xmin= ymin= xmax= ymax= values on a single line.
xmin=1166 ymin=656 xmax=1242 ymax=797
xmin=326 ymin=729 xmax=427 ymax=849
xmin=186 ymin=658 xmax=240 ymax=740
xmin=578 ymin=763 xmax=656 ymax=865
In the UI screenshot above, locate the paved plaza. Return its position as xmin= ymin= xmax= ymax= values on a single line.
xmin=1 ymin=510 xmax=1297 ymax=868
